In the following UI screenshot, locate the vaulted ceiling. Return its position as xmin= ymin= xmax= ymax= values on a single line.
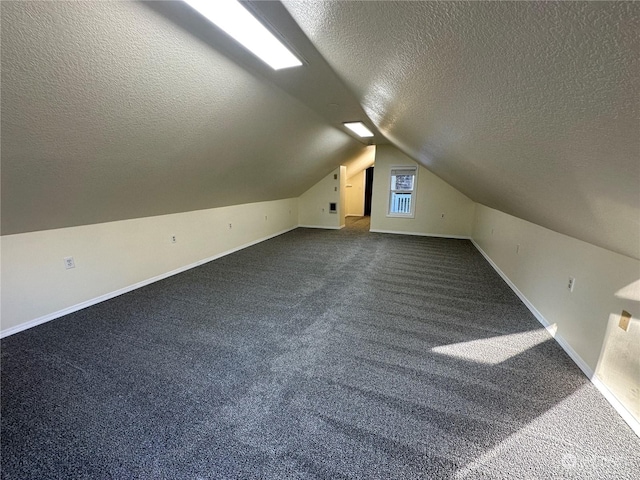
xmin=2 ymin=1 xmax=638 ymax=260
xmin=0 ymin=1 xmax=369 ymax=235
xmin=282 ymin=0 xmax=639 ymax=260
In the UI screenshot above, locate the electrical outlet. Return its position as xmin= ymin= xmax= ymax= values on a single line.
xmin=63 ymin=256 xmax=75 ymax=269
xmin=516 ymin=244 xmax=520 ymax=254
xmin=567 ymin=277 xmax=575 ymax=292
xmin=228 ymin=223 xmax=232 ymax=229
xmin=171 ymin=235 xmax=177 ymax=243
xmin=441 ymin=213 xmax=445 ymax=218
xmin=265 ymin=215 xmax=268 ymax=221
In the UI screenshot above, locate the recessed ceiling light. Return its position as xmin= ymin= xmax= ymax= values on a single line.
xmin=343 ymin=122 xmax=374 ymax=138
xmin=183 ymin=0 xmax=303 ymax=70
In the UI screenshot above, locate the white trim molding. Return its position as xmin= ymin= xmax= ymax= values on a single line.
xmin=387 ymin=165 xmax=418 ymax=218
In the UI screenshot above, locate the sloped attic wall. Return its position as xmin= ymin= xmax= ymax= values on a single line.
xmin=283 ymin=0 xmax=640 ymax=260
xmin=0 ymin=1 xmax=364 ymax=235
xmin=0 ymin=1 xmax=369 ymax=334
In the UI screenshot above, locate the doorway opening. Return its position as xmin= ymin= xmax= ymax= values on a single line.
xmin=344 ymin=215 xmax=371 ymax=231
xmin=364 ymin=166 xmax=374 ymax=216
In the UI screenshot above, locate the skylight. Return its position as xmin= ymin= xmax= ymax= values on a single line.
xmin=183 ymin=0 xmax=302 ymax=70
xmin=343 ymin=122 xmax=374 ymax=138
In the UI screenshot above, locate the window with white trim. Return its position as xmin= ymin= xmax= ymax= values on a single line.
xmin=388 ymin=166 xmax=417 ymax=217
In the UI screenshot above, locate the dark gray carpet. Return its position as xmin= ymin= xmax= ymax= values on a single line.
xmin=2 ymin=217 xmax=639 ymax=479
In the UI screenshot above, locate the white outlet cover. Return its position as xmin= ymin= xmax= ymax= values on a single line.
xmin=63 ymin=256 xmax=75 ymax=269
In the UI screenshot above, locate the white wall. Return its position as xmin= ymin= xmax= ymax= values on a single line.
xmin=370 ymin=145 xmax=475 ymax=237
xmin=298 ymin=167 xmax=342 ymax=229
xmin=344 ymin=145 xmax=375 ymax=178
xmin=346 ymin=169 xmax=365 ymax=216
xmin=1 ymin=198 xmax=299 ymax=336
xmin=473 ymin=204 xmax=640 ymax=427
xmin=344 ymin=144 xmax=375 ymax=218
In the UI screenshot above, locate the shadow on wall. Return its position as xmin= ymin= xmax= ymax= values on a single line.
xmin=596 ymin=279 xmax=640 ymax=421
xmin=472 ymin=204 xmax=640 ymax=435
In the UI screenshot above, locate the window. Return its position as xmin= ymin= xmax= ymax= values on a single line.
xmin=388 ymin=167 xmax=417 ymax=217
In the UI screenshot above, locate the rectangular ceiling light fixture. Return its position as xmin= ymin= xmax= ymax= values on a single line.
xmin=183 ymin=0 xmax=302 ymax=70
xmin=343 ymin=122 xmax=374 ymax=138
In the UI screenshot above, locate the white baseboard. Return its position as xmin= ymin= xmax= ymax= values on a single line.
xmin=591 ymin=376 xmax=640 ymax=437
xmin=345 ymin=214 xmax=364 ymax=217
xmin=298 ymin=224 xmax=344 ymax=230
xmin=471 ymin=239 xmax=640 ymax=437
xmin=369 ymin=229 xmax=471 ymax=239
xmin=0 ymin=226 xmax=298 ymax=339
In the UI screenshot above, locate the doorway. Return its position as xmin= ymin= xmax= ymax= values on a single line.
xmin=364 ymin=166 xmax=374 ymax=216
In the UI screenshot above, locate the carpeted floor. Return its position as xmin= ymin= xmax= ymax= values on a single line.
xmin=2 ymin=217 xmax=639 ymax=479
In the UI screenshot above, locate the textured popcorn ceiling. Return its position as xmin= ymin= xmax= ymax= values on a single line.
xmin=0 ymin=1 xmax=366 ymax=235
xmin=283 ymin=0 xmax=640 ymax=259
xmin=2 ymin=1 xmax=638 ymax=260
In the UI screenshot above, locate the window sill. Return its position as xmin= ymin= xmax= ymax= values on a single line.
xmin=386 ymin=213 xmax=415 ymax=219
